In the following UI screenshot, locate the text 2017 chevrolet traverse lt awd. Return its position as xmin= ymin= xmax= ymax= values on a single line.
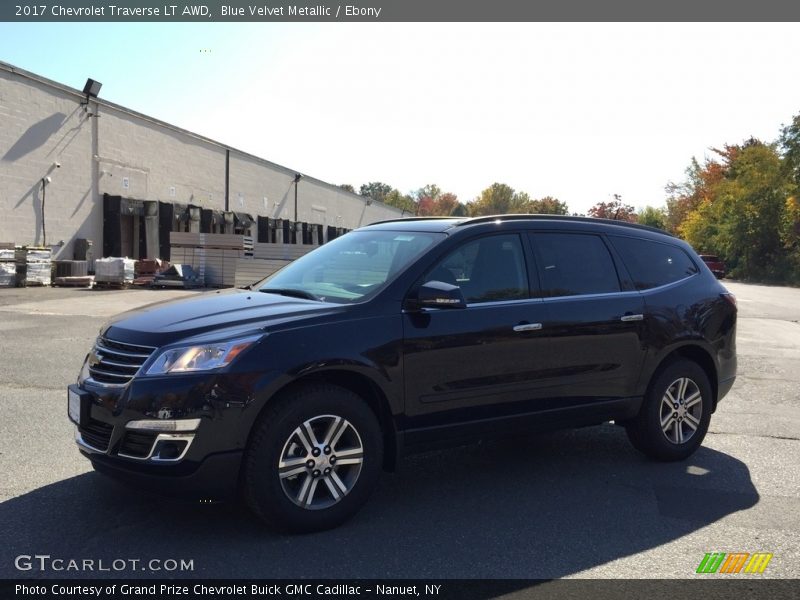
xmin=68 ymin=215 xmax=736 ymax=532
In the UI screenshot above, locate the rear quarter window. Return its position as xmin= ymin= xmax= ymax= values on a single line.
xmin=610 ymin=235 xmax=698 ymax=290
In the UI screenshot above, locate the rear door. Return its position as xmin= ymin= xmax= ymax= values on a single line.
xmin=528 ymin=231 xmax=647 ymax=404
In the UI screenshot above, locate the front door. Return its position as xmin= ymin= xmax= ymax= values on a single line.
xmin=402 ymin=233 xmax=553 ymax=440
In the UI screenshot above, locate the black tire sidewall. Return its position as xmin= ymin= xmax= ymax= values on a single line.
xmin=245 ymin=385 xmax=383 ymax=533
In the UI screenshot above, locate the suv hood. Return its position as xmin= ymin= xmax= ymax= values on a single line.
xmin=101 ymin=288 xmax=342 ymax=347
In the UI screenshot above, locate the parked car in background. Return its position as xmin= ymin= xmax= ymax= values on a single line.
xmin=699 ymin=254 xmax=726 ymax=279
xmin=68 ymin=215 xmax=737 ymax=532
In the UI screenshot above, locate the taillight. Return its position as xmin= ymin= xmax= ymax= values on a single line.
xmin=721 ymin=292 xmax=737 ymax=309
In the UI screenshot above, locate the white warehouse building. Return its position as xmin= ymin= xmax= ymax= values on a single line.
xmin=0 ymin=61 xmax=404 ymax=261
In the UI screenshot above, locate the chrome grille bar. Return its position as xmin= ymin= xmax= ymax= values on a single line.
xmin=88 ymin=337 xmax=156 ymax=386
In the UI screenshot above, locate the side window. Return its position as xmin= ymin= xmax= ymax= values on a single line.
xmin=610 ymin=236 xmax=698 ymax=290
xmin=424 ymin=234 xmax=529 ymax=303
xmin=531 ymin=233 xmax=621 ymax=297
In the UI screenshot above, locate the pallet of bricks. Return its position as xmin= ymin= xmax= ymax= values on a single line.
xmin=94 ymin=257 xmax=135 ymax=287
xmin=170 ymin=232 xmax=253 ymax=287
xmin=234 ymin=242 xmax=316 ymax=288
xmin=15 ymin=246 xmax=52 ymax=286
xmin=133 ymin=259 xmax=169 ymax=286
xmin=0 ymin=243 xmax=15 ymax=287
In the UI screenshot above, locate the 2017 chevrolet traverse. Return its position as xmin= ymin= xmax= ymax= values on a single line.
xmin=68 ymin=215 xmax=737 ymax=532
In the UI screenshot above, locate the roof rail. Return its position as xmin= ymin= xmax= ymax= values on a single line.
xmin=458 ymin=214 xmax=675 ymax=237
xmin=367 ymin=216 xmax=465 ymax=226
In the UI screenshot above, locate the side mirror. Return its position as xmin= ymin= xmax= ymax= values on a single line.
xmin=414 ymin=280 xmax=467 ymax=310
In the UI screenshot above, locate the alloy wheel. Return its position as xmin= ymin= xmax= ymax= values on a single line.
xmin=277 ymin=414 xmax=364 ymax=510
xmin=659 ymin=377 xmax=703 ymax=445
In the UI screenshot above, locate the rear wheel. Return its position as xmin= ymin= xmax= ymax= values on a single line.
xmin=243 ymin=383 xmax=383 ymax=533
xmin=625 ymin=359 xmax=712 ymax=461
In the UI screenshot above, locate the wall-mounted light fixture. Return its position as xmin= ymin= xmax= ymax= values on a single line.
xmin=81 ymin=78 xmax=102 ymax=103
xmin=80 ymin=78 xmax=102 ymax=115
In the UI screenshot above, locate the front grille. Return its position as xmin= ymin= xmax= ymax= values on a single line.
xmin=79 ymin=417 xmax=114 ymax=451
xmin=88 ymin=337 xmax=156 ymax=385
xmin=119 ymin=431 xmax=157 ymax=458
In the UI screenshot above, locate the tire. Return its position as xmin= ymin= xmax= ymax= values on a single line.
xmin=625 ymin=359 xmax=713 ymax=461
xmin=243 ymin=383 xmax=383 ymax=533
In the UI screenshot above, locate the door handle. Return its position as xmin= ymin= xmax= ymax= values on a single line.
xmin=620 ymin=314 xmax=644 ymax=322
xmin=513 ymin=323 xmax=543 ymax=332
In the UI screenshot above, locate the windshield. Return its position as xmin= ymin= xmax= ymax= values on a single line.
xmin=257 ymin=230 xmax=444 ymax=304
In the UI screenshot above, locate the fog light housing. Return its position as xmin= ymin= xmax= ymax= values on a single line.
xmin=152 ymin=439 xmax=189 ymax=460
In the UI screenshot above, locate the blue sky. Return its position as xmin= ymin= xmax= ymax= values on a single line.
xmin=2 ymin=22 xmax=800 ymax=214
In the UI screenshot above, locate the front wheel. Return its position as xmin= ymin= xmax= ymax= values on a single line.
xmin=243 ymin=383 xmax=383 ymax=533
xmin=625 ymin=359 xmax=713 ymax=461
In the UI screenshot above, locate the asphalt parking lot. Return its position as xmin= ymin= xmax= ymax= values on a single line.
xmin=0 ymin=282 xmax=798 ymax=579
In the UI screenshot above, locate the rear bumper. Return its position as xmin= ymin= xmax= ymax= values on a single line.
xmin=85 ymin=449 xmax=243 ymax=500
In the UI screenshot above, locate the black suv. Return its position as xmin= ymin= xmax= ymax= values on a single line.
xmin=68 ymin=215 xmax=737 ymax=532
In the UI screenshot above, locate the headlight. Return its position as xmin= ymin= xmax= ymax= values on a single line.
xmin=145 ymin=335 xmax=261 ymax=375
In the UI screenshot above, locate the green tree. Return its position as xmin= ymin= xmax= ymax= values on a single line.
xmin=450 ymin=202 xmax=468 ymax=217
xmin=339 ymin=184 xmax=356 ymax=193
xmin=414 ymin=184 xmax=442 ymax=203
xmin=779 ymin=114 xmax=800 ymax=186
xmin=679 ymin=139 xmax=791 ymax=280
xmin=468 ymin=183 xmax=532 ymax=216
xmin=638 ymin=206 xmax=667 ymax=230
xmin=383 ymin=189 xmax=416 ymax=214
xmin=529 ymin=196 xmax=569 ymax=215
xmin=665 ymin=154 xmax=729 ymax=234
xmin=359 ymin=182 xmax=393 ymax=204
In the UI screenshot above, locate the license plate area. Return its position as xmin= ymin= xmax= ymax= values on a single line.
xmin=67 ymin=386 xmax=91 ymax=427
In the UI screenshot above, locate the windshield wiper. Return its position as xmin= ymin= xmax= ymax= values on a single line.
xmin=259 ymin=288 xmax=322 ymax=301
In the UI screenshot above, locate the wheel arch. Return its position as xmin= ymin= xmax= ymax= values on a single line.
xmin=646 ymin=343 xmax=719 ymax=411
xmin=247 ymin=368 xmax=400 ymax=472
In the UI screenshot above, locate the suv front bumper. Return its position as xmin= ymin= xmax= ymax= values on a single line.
xmin=83 ymin=447 xmax=242 ymax=500
xmin=67 ymin=371 xmax=259 ymax=499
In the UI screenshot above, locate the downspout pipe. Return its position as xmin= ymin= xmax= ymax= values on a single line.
xmin=225 ymin=149 xmax=230 ymax=211
xmin=41 ymin=177 xmax=47 ymax=246
xmin=293 ymin=173 xmax=302 ymax=222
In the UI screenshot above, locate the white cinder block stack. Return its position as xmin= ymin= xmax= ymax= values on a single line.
xmin=94 ymin=257 xmax=136 ymax=284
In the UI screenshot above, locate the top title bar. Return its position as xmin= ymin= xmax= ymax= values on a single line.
xmin=3 ymin=0 xmax=800 ymax=22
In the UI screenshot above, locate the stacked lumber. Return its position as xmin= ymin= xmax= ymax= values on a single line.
xmin=234 ymin=258 xmax=287 ymax=288
xmin=234 ymin=244 xmax=316 ymax=288
xmin=251 ymin=243 xmax=315 ymax=261
xmin=170 ymin=232 xmax=254 ymax=287
xmin=53 ymin=276 xmax=94 ymax=287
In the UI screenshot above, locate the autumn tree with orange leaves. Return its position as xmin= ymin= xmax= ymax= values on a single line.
xmin=588 ymin=195 xmax=637 ymax=222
